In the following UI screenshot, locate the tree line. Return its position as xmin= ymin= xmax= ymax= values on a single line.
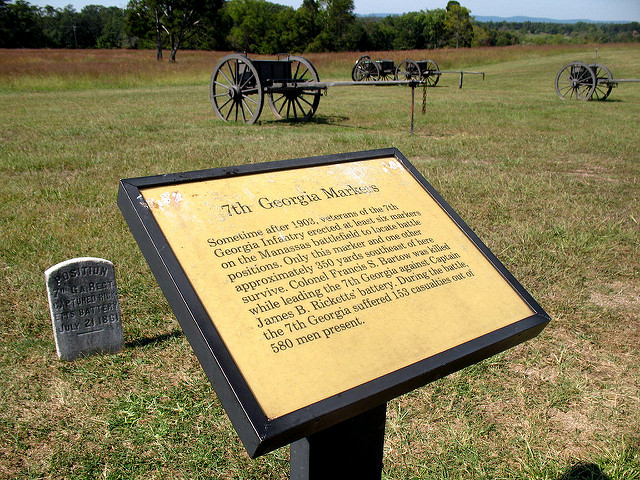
xmin=1 ymin=0 xmax=638 ymax=60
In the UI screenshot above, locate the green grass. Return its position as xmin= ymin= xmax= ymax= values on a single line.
xmin=1 ymin=44 xmax=639 ymax=479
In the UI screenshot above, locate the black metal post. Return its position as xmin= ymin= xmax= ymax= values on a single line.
xmin=290 ymin=403 xmax=387 ymax=480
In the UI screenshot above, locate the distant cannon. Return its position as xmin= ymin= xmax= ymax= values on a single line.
xmin=555 ymin=61 xmax=640 ymax=101
xmin=209 ymin=53 xmax=484 ymax=128
xmin=351 ymin=55 xmax=396 ymax=81
xmin=394 ymin=59 xmax=441 ymax=86
xmin=351 ymin=55 xmax=484 ymax=88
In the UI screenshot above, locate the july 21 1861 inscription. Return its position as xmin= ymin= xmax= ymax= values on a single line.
xmin=118 ymin=149 xmax=549 ymax=457
xmin=45 ymin=257 xmax=123 ymax=361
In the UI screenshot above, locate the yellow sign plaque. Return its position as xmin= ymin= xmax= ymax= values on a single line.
xmin=138 ymin=156 xmax=534 ymax=419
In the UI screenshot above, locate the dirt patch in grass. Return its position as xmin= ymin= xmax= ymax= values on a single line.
xmin=590 ymin=281 xmax=640 ymax=317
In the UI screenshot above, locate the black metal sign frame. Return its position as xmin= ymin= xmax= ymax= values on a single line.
xmin=118 ymin=148 xmax=549 ymax=458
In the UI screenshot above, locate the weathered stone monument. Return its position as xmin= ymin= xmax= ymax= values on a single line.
xmin=45 ymin=257 xmax=123 ymax=361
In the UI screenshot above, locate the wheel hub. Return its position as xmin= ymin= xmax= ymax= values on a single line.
xmin=228 ymin=85 xmax=242 ymax=101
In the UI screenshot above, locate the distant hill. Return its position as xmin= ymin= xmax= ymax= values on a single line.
xmin=473 ymin=15 xmax=634 ymax=24
xmin=357 ymin=13 xmax=634 ymax=24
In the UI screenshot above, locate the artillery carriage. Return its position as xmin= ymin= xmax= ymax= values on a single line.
xmin=210 ymin=53 xmax=322 ymax=124
xmin=351 ymin=55 xmax=483 ymax=88
xmin=351 ymin=55 xmax=396 ymax=81
xmin=210 ymin=53 xmax=484 ymax=127
xmin=555 ymin=61 xmax=640 ymax=101
xmin=351 ymin=55 xmax=441 ymax=86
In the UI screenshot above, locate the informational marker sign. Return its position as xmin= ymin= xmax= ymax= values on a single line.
xmin=118 ymin=148 xmax=549 ymax=457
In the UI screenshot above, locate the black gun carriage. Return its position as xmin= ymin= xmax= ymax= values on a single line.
xmin=350 ymin=55 xmax=397 ymax=81
xmin=210 ymin=53 xmax=322 ymax=124
xmin=351 ymin=55 xmax=441 ymax=86
xmin=555 ymin=61 xmax=640 ymax=101
xmin=210 ymin=53 xmax=484 ymax=126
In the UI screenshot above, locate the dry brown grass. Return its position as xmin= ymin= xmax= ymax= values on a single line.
xmin=0 ymin=44 xmax=602 ymax=90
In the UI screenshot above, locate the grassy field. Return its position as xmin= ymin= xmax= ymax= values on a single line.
xmin=1 ymin=44 xmax=639 ymax=479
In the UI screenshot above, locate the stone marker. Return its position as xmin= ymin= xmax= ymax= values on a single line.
xmin=45 ymin=257 xmax=123 ymax=361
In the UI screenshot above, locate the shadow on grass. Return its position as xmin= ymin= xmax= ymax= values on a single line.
xmin=262 ymin=114 xmax=351 ymax=127
xmin=125 ymin=329 xmax=183 ymax=349
xmin=305 ymin=114 xmax=350 ymax=125
xmin=555 ymin=463 xmax=611 ymax=480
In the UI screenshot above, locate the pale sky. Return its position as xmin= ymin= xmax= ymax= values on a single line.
xmin=27 ymin=0 xmax=640 ymax=23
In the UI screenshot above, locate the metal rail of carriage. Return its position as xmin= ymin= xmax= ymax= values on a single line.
xmin=210 ymin=53 xmax=484 ymax=125
xmin=351 ymin=55 xmax=485 ymax=89
xmin=555 ymin=61 xmax=640 ymax=101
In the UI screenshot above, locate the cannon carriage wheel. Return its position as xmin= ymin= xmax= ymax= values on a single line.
xmin=210 ymin=54 xmax=264 ymax=124
xmin=395 ymin=59 xmax=440 ymax=86
xmin=589 ymin=63 xmax=613 ymax=101
xmin=395 ymin=59 xmax=419 ymax=84
xmin=352 ymin=55 xmax=380 ymax=81
xmin=267 ymin=56 xmax=321 ymax=122
xmin=555 ymin=61 xmax=596 ymax=101
xmin=419 ymin=59 xmax=440 ymax=86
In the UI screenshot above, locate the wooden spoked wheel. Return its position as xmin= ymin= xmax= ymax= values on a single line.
xmin=419 ymin=59 xmax=440 ymax=87
xmin=589 ymin=63 xmax=613 ymax=101
xmin=395 ymin=59 xmax=420 ymax=83
xmin=210 ymin=54 xmax=264 ymax=124
xmin=351 ymin=55 xmax=369 ymax=81
xmin=352 ymin=56 xmax=380 ymax=81
xmin=267 ymin=56 xmax=321 ymax=122
xmin=555 ymin=61 xmax=596 ymax=101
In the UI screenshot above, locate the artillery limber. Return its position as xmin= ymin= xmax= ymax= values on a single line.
xmin=210 ymin=53 xmax=484 ymax=127
xmin=351 ymin=55 xmax=396 ymax=81
xmin=351 ymin=56 xmax=441 ymax=86
xmin=351 ymin=55 xmax=484 ymax=88
xmin=555 ymin=61 xmax=640 ymax=101
xmin=394 ymin=59 xmax=441 ymax=86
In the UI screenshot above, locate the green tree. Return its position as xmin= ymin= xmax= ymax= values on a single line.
xmin=444 ymin=0 xmax=473 ymax=48
xmin=187 ymin=1 xmax=229 ymax=50
xmin=289 ymin=0 xmax=321 ymax=52
xmin=126 ymin=0 xmax=161 ymax=57
xmin=226 ymin=0 xmax=291 ymax=53
xmin=0 ymin=0 xmax=45 ymax=47
xmin=126 ymin=0 xmax=221 ymax=61
xmin=75 ymin=5 xmax=103 ymax=48
xmin=43 ymin=5 xmax=79 ymax=48
xmin=386 ymin=11 xmax=426 ymax=50
xmin=165 ymin=0 xmax=222 ymax=61
xmin=423 ymin=8 xmax=446 ymax=49
xmin=306 ymin=0 xmax=355 ymax=52
xmin=358 ymin=17 xmax=394 ymax=51
xmin=97 ymin=6 xmax=125 ymax=48
xmin=124 ymin=1 xmax=152 ymax=49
